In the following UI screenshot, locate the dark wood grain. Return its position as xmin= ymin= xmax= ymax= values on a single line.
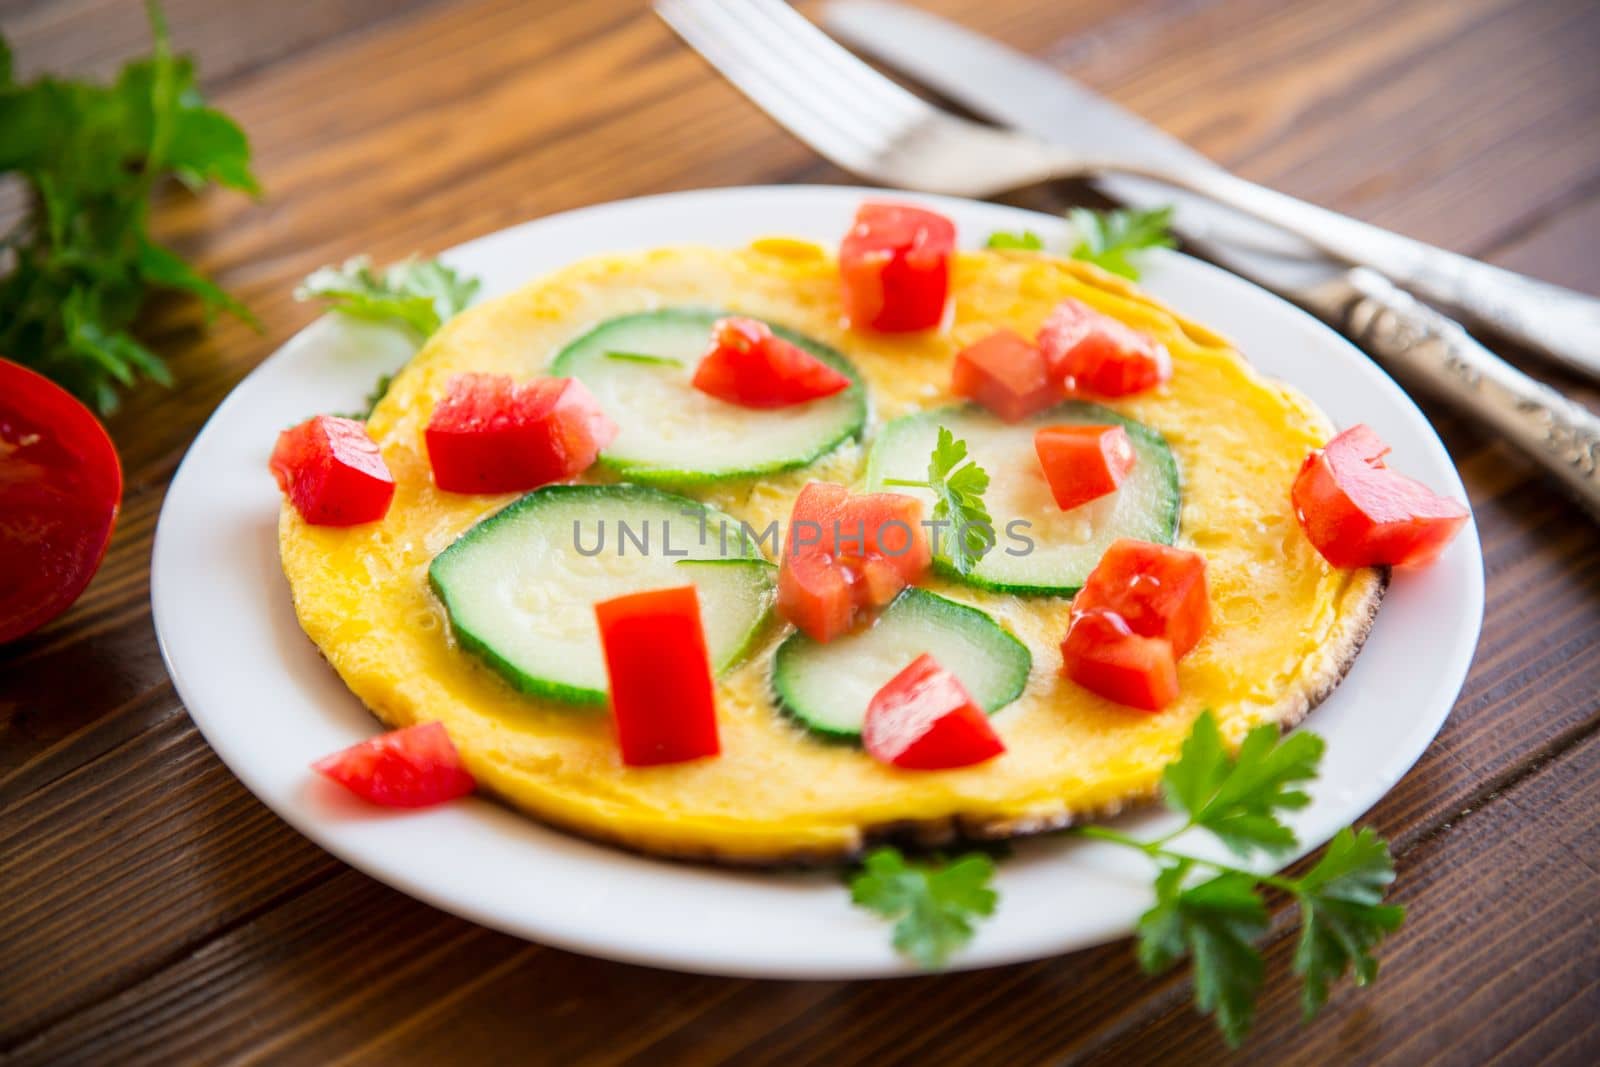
xmin=2 ymin=0 xmax=1598 ymax=1063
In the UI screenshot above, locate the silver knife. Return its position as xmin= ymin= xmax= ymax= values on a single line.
xmin=824 ymin=0 xmax=1600 ymax=519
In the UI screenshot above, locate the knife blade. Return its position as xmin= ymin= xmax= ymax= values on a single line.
xmin=822 ymin=0 xmax=1345 ymax=298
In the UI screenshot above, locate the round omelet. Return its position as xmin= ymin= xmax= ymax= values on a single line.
xmin=279 ymin=240 xmax=1384 ymax=865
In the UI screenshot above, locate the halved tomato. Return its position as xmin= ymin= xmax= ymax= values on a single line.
xmin=839 ymin=202 xmax=956 ymax=333
xmin=1037 ymin=298 xmax=1171 ymax=397
xmin=863 ymin=653 xmax=1005 ymax=770
xmin=951 ymin=329 xmax=1058 ymax=423
xmin=0 ymin=359 xmax=123 ymax=644
xmin=1292 ymin=424 xmax=1468 ymax=568
xmin=1034 ymin=424 xmax=1137 ymax=512
xmin=425 ymin=373 xmax=617 ymax=493
xmin=271 ymin=415 xmax=395 ymax=526
xmin=691 ymin=316 xmax=851 ymax=408
xmin=313 ymin=721 xmax=477 ymax=807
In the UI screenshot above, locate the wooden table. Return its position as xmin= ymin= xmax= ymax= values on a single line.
xmin=3 ymin=0 xmax=1597 ymax=1062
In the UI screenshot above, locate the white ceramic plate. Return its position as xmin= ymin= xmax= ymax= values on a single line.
xmin=152 ymin=186 xmax=1482 ymax=979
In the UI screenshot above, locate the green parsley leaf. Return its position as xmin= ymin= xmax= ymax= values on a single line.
xmin=1136 ymin=865 xmax=1269 ymax=1046
xmin=1293 ymin=827 xmax=1405 ymax=1018
xmin=1161 ymin=710 xmax=1323 ymax=857
xmin=333 ymin=372 xmax=394 ymax=422
xmin=296 ymin=255 xmax=480 ymax=339
xmin=0 ymin=1 xmax=261 ymax=412
xmin=849 ymin=847 xmax=997 ymax=969
xmin=927 ymin=426 xmax=994 ymax=575
xmin=985 ymin=229 xmax=1045 ymax=251
xmin=1068 ymin=205 xmax=1175 ymax=280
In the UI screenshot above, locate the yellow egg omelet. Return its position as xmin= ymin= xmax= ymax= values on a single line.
xmin=279 ymin=240 xmax=1384 ymax=865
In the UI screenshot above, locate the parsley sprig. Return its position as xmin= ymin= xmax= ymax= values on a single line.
xmin=984 ymin=205 xmax=1175 ymax=282
xmin=883 ymin=426 xmax=994 ymax=576
xmin=848 ymin=711 xmax=1404 ymax=1047
xmin=848 ymin=848 xmax=998 ymax=969
xmin=296 ymin=255 xmax=479 ymax=340
xmin=0 ymin=2 xmax=260 ymax=412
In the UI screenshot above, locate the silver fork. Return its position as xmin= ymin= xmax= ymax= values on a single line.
xmin=656 ymin=0 xmax=1600 ymax=381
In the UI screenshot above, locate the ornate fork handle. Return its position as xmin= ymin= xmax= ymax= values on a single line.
xmin=1307 ymin=268 xmax=1600 ymax=521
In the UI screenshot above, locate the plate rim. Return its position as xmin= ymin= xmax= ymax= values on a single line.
xmin=151 ymin=184 xmax=1483 ymax=979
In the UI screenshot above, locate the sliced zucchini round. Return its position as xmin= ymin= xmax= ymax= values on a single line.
xmin=428 ymin=484 xmax=774 ymax=705
xmin=865 ymin=402 xmax=1180 ymax=596
xmin=548 ymin=308 xmax=866 ymax=486
xmin=771 ymin=588 xmax=1031 ymax=741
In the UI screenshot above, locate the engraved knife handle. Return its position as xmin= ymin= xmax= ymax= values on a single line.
xmin=1309 ymin=268 xmax=1600 ymax=521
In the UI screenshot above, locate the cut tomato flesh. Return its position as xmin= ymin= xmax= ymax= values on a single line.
xmin=313 ymin=722 xmax=476 ymax=807
xmin=1061 ymin=610 xmax=1180 ymax=712
xmin=1292 ymin=424 xmax=1468 ymax=568
xmin=595 ymin=584 xmax=720 ymax=766
xmin=271 ymin=415 xmax=395 ymax=526
xmin=863 ymin=653 xmax=1005 ymax=769
xmin=777 ymin=481 xmax=931 ymax=642
xmin=0 ymin=359 xmax=123 ymax=644
xmin=1038 ymin=298 xmax=1171 ymax=397
xmin=1034 ymin=424 xmax=1138 ymax=512
xmin=839 ymin=202 xmax=955 ymax=332
xmin=1072 ymin=538 xmax=1209 ymax=658
xmin=425 ymin=373 xmax=617 ymax=494
xmin=691 ymin=316 xmax=851 ymax=408
xmin=951 ymin=329 xmax=1059 ymax=422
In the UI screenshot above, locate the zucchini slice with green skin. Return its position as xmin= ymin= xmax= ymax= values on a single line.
xmin=865 ymin=402 xmax=1180 ymax=597
xmin=549 ymin=308 xmax=867 ymax=486
xmin=771 ymin=588 xmax=1031 ymax=741
xmin=429 ymin=484 xmax=773 ymax=705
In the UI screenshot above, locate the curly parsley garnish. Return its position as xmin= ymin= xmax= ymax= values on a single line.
xmin=849 ymin=711 xmax=1404 ymax=1047
xmin=0 ymin=2 xmax=260 ymax=412
xmin=849 ymin=848 xmax=998 ymax=969
xmin=985 ymin=205 xmax=1175 ymax=281
xmin=297 ymin=255 xmax=479 ymax=340
xmin=883 ymin=426 xmax=994 ymax=576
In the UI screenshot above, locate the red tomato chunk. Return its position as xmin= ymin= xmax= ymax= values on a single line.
xmin=425 ymin=373 xmax=617 ymax=494
xmin=1034 ymin=424 xmax=1137 ymax=512
xmin=595 ymin=584 xmax=720 ymax=767
xmin=1062 ymin=539 xmax=1209 ymax=711
xmin=839 ymin=202 xmax=956 ymax=333
xmin=951 ymin=329 xmax=1058 ymax=423
xmin=863 ymin=653 xmax=1005 ymax=770
xmin=270 ymin=415 xmax=395 ymax=526
xmin=692 ymin=316 xmax=852 ymax=409
xmin=313 ymin=722 xmax=476 ymax=807
xmin=1037 ymin=298 xmax=1171 ymax=398
xmin=1292 ymin=424 xmax=1468 ymax=568
xmin=0 ymin=358 xmax=123 ymax=644
xmin=777 ymin=481 xmax=931 ymax=642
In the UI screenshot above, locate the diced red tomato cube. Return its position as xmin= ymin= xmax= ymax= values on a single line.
xmin=839 ymin=202 xmax=956 ymax=332
xmin=691 ymin=316 xmax=852 ymax=408
xmin=425 ymin=374 xmax=617 ymax=494
xmin=594 ymin=585 xmax=720 ymax=767
xmin=951 ymin=329 xmax=1059 ymax=422
xmin=1072 ymin=538 xmax=1209 ymax=658
xmin=1037 ymin=298 xmax=1171 ymax=397
xmin=313 ymin=721 xmax=476 ymax=807
xmin=270 ymin=415 xmax=395 ymax=526
xmin=863 ymin=653 xmax=1005 ymax=770
xmin=1034 ymin=424 xmax=1138 ymax=512
xmin=1292 ymin=424 xmax=1468 ymax=568
xmin=777 ymin=481 xmax=931 ymax=642
xmin=1062 ymin=539 xmax=1208 ymax=710
xmin=1060 ymin=610 xmax=1180 ymax=712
